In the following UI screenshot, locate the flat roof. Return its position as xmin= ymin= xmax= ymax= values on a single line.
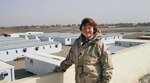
xmin=22 ymin=32 xmax=80 ymax=38
xmin=116 ymin=39 xmax=150 ymax=43
xmin=19 ymin=32 xmax=123 ymax=39
xmin=108 ymin=44 xmax=127 ymax=53
xmin=25 ymin=53 xmax=65 ymax=65
xmin=0 ymin=41 xmax=61 ymax=51
xmin=102 ymin=33 xmax=122 ymax=38
xmin=0 ymin=60 xmax=14 ymax=70
xmin=0 ymin=39 xmax=39 ymax=45
xmin=0 ymin=37 xmax=24 ymax=42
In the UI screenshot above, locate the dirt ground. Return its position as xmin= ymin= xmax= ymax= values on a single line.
xmin=0 ymin=26 xmax=150 ymax=34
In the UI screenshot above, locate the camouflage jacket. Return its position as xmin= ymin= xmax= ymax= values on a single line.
xmin=59 ymin=32 xmax=113 ymax=83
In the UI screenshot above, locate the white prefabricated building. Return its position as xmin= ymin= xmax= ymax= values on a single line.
xmin=0 ymin=37 xmax=24 ymax=42
xmin=52 ymin=34 xmax=79 ymax=45
xmin=27 ymin=35 xmax=40 ymax=40
xmin=10 ymin=33 xmax=26 ymax=37
xmin=25 ymin=53 xmax=65 ymax=75
xmin=19 ymin=35 xmax=40 ymax=40
xmin=19 ymin=34 xmax=54 ymax=41
xmin=52 ymin=33 xmax=123 ymax=45
xmin=29 ymin=34 xmax=54 ymax=42
xmin=29 ymin=32 xmax=79 ymax=45
xmin=115 ymin=39 xmax=150 ymax=47
xmin=11 ymin=32 xmax=43 ymax=38
xmin=0 ymin=61 xmax=15 ymax=82
xmin=42 ymin=32 xmax=79 ymax=45
xmin=18 ymin=32 xmax=80 ymax=45
xmin=53 ymin=36 xmax=72 ymax=45
xmin=0 ymin=38 xmax=62 ymax=62
xmin=37 ymin=35 xmax=54 ymax=42
xmin=19 ymin=35 xmax=30 ymax=40
xmin=102 ymin=33 xmax=122 ymax=44
xmin=50 ymin=32 xmax=123 ymax=45
xmin=25 ymin=32 xmax=44 ymax=35
xmin=0 ymin=39 xmax=41 ymax=61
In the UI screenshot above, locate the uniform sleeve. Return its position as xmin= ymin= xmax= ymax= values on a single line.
xmin=100 ymin=43 xmax=113 ymax=83
xmin=59 ymin=45 xmax=75 ymax=72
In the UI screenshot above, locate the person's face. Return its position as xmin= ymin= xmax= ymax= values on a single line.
xmin=81 ymin=24 xmax=94 ymax=39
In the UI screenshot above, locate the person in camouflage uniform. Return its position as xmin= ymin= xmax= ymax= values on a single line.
xmin=54 ymin=17 xmax=113 ymax=83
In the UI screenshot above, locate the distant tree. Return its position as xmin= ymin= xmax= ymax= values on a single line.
xmin=137 ymin=22 xmax=150 ymax=26
xmin=66 ymin=24 xmax=71 ymax=27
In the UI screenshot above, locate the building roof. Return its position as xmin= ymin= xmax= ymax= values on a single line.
xmin=0 ymin=39 xmax=38 ymax=45
xmin=102 ymin=33 xmax=122 ymax=38
xmin=0 ymin=60 xmax=14 ymax=70
xmin=0 ymin=37 xmax=24 ymax=42
xmin=108 ymin=45 xmax=127 ymax=54
xmin=25 ymin=53 xmax=65 ymax=65
xmin=0 ymin=41 xmax=61 ymax=51
xmin=116 ymin=39 xmax=150 ymax=43
xmin=22 ymin=32 xmax=80 ymax=38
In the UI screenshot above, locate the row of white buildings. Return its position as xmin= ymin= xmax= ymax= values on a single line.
xmin=0 ymin=36 xmax=62 ymax=62
xmin=11 ymin=32 xmax=123 ymax=45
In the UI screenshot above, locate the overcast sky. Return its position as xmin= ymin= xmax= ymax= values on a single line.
xmin=0 ymin=0 xmax=150 ymax=26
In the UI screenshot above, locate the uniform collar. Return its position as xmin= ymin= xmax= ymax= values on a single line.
xmin=78 ymin=32 xmax=102 ymax=47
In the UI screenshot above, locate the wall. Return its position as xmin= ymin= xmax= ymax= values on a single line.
xmin=3 ymin=65 xmax=75 ymax=83
xmin=110 ymin=43 xmax=150 ymax=83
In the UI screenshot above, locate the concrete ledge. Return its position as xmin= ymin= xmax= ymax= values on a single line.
xmin=0 ymin=65 xmax=75 ymax=83
xmin=110 ymin=43 xmax=150 ymax=83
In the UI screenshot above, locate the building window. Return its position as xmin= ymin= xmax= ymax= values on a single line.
xmin=67 ymin=38 xmax=70 ymax=41
xmin=119 ymin=43 xmax=121 ymax=46
xmin=43 ymin=46 xmax=45 ymax=49
xmin=6 ymin=51 xmax=9 ymax=55
xmin=23 ymin=48 xmax=27 ymax=52
xmin=30 ymin=59 xmax=33 ymax=63
xmin=35 ymin=47 xmax=39 ymax=51
xmin=115 ymin=41 xmax=118 ymax=44
xmin=50 ymin=45 xmax=52 ymax=48
xmin=16 ymin=50 xmax=18 ymax=53
xmin=129 ymin=44 xmax=132 ymax=47
xmin=137 ymin=43 xmax=140 ymax=45
xmin=55 ymin=44 xmax=58 ymax=48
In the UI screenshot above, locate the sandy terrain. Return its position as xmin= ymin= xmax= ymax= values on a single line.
xmin=0 ymin=26 xmax=150 ymax=34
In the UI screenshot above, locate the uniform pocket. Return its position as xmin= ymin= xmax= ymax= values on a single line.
xmin=84 ymin=54 xmax=98 ymax=65
xmin=84 ymin=75 xmax=97 ymax=83
xmin=83 ymin=65 xmax=99 ymax=78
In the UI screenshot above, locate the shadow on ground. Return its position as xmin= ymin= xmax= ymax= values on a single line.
xmin=15 ymin=69 xmax=34 ymax=79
